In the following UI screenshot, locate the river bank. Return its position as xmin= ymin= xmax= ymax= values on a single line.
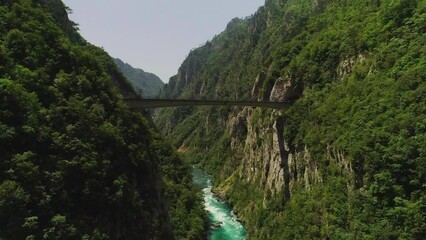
xmin=192 ymin=168 xmax=246 ymax=240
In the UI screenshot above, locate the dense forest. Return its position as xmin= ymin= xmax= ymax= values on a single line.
xmin=0 ymin=0 xmax=205 ymax=239
xmin=1 ymin=0 xmax=425 ymax=239
xmin=156 ymin=0 xmax=425 ymax=239
xmin=113 ymin=58 xmax=164 ymax=98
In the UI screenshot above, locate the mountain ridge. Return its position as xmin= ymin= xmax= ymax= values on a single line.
xmin=113 ymin=58 xmax=164 ymax=98
xmin=156 ymin=0 xmax=426 ymax=239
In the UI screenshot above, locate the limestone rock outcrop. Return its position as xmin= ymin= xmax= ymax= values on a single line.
xmin=269 ymin=77 xmax=302 ymax=102
xmin=251 ymin=72 xmax=266 ymax=100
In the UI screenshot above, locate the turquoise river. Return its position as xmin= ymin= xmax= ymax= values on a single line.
xmin=192 ymin=168 xmax=246 ymax=240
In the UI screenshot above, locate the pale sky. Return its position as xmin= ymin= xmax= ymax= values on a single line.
xmin=62 ymin=0 xmax=265 ymax=82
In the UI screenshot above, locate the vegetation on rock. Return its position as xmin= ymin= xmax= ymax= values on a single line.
xmin=156 ymin=0 xmax=426 ymax=239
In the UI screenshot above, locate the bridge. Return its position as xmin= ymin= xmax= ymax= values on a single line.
xmin=125 ymin=99 xmax=293 ymax=110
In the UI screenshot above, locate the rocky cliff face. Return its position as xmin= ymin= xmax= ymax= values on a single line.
xmin=156 ymin=0 xmax=425 ymax=238
xmin=237 ymin=51 xmax=366 ymax=196
xmin=228 ymin=81 xmax=347 ymax=209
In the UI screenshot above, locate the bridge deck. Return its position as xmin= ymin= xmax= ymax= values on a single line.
xmin=125 ymin=99 xmax=293 ymax=109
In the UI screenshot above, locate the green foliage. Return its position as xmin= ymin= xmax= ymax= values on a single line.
xmin=151 ymin=134 xmax=208 ymax=240
xmin=156 ymin=0 xmax=426 ymax=239
xmin=0 ymin=180 xmax=30 ymax=239
xmin=0 ymin=1 xmax=205 ymax=239
xmin=113 ymin=58 xmax=164 ymax=98
xmin=43 ymin=215 xmax=78 ymax=240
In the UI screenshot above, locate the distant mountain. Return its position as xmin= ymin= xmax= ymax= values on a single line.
xmin=114 ymin=58 xmax=164 ymax=98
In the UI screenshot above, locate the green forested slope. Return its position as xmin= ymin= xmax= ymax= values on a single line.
xmin=0 ymin=0 xmax=205 ymax=239
xmin=156 ymin=0 xmax=426 ymax=239
xmin=113 ymin=58 xmax=164 ymax=98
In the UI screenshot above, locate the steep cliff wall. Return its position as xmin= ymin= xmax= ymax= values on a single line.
xmin=156 ymin=0 xmax=425 ymax=239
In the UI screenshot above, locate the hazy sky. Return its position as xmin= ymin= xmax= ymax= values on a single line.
xmin=62 ymin=0 xmax=265 ymax=82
